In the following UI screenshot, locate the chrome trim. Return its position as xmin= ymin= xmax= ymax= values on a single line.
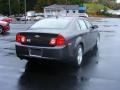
xmin=16 ymin=43 xmax=66 ymax=49
xmin=24 ymin=55 xmax=58 ymax=60
xmin=34 ymin=35 xmax=40 ymax=38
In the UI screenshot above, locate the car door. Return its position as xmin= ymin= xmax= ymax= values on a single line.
xmin=84 ymin=19 xmax=98 ymax=48
xmin=77 ymin=19 xmax=91 ymax=52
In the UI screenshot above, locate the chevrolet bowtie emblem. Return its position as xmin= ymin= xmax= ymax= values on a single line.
xmin=34 ymin=35 xmax=40 ymax=38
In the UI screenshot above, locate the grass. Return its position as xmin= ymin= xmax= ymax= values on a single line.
xmin=84 ymin=3 xmax=111 ymax=15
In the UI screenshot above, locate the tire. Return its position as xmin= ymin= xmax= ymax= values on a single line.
xmin=74 ymin=45 xmax=83 ymax=67
xmin=94 ymin=36 xmax=100 ymax=49
xmin=0 ymin=26 xmax=3 ymax=34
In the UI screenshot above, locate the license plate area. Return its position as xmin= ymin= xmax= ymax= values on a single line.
xmin=29 ymin=48 xmax=42 ymax=56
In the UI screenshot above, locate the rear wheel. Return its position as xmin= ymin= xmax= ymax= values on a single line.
xmin=74 ymin=45 xmax=83 ymax=67
xmin=0 ymin=26 xmax=3 ymax=34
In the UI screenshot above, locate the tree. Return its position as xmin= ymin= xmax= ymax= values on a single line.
xmin=0 ymin=0 xmax=9 ymax=15
xmin=34 ymin=0 xmax=56 ymax=12
xmin=0 ymin=0 xmax=86 ymax=15
xmin=68 ymin=0 xmax=84 ymax=5
xmin=98 ymin=0 xmax=116 ymax=9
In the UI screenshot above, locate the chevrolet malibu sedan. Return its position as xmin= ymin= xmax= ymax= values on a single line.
xmin=16 ymin=17 xmax=99 ymax=67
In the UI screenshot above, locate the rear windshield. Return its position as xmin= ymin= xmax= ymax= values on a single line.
xmin=30 ymin=18 xmax=72 ymax=29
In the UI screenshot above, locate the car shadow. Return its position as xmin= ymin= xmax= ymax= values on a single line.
xmin=82 ymin=47 xmax=99 ymax=67
xmin=0 ymin=32 xmax=10 ymax=36
xmin=18 ymin=48 xmax=99 ymax=90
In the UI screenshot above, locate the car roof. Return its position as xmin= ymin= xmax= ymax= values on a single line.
xmin=45 ymin=16 xmax=86 ymax=22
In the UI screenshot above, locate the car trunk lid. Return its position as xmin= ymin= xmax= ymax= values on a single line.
xmin=20 ymin=32 xmax=58 ymax=47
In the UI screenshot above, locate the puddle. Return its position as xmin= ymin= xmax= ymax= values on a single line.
xmin=103 ymin=25 xmax=111 ymax=27
xmin=5 ymin=52 xmax=15 ymax=56
xmin=95 ymin=21 xmax=108 ymax=22
xmin=105 ymin=34 xmax=115 ymax=38
xmin=0 ymin=39 xmax=15 ymax=42
xmin=3 ymin=48 xmax=15 ymax=50
xmin=113 ymin=25 xmax=118 ymax=26
xmin=99 ymin=31 xmax=115 ymax=33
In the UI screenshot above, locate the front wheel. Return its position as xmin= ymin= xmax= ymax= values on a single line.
xmin=74 ymin=45 xmax=83 ymax=67
xmin=94 ymin=36 xmax=100 ymax=49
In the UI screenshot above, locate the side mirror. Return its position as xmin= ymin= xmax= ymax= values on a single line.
xmin=91 ymin=25 xmax=98 ymax=29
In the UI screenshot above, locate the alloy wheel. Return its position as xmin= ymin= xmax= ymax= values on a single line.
xmin=77 ymin=46 xmax=83 ymax=66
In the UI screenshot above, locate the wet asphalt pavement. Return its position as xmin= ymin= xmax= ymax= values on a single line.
xmin=0 ymin=18 xmax=120 ymax=90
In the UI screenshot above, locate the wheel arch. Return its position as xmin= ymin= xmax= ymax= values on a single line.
xmin=74 ymin=37 xmax=84 ymax=53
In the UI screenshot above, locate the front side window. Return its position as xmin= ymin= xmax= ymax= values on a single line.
xmin=76 ymin=21 xmax=81 ymax=31
xmin=78 ymin=19 xmax=87 ymax=30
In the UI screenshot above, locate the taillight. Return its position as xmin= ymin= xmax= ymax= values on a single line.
xmin=16 ymin=33 xmax=21 ymax=43
xmin=56 ymin=34 xmax=65 ymax=46
xmin=16 ymin=33 xmax=26 ymax=43
xmin=49 ymin=34 xmax=65 ymax=46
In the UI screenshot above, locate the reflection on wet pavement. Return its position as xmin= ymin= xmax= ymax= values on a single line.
xmin=18 ymin=48 xmax=98 ymax=90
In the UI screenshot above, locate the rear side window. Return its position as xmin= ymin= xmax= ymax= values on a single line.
xmin=78 ymin=20 xmax=87 ymax=30
xmin=30 ymin=18 xmax=72 ymax=29
xmin=76 ymin=21 xmax=81 ymax=31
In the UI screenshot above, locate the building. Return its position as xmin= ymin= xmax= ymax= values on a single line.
xmin=44 ymin=4 xmax=86 ymax=18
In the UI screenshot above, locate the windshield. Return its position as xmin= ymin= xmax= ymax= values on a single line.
xmin=30 ymin=18 xmax=72 ymax=29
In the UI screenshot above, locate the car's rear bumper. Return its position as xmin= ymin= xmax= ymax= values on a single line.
xmin=16 ymin=44 xmax=73 ymax=62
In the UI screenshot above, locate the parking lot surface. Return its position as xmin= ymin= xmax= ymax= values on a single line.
xmin=0 ymin=18 xmax=120 ymax=90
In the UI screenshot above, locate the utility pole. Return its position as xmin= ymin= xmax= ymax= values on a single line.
xmin=24 ymin=0 xmax=27 ymax=23
xmin=8 ymin=0 xmax=11 ymax=16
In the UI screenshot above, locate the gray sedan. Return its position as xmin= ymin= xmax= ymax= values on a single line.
xmin=16 ymin=17 xmax=99 ymax=67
